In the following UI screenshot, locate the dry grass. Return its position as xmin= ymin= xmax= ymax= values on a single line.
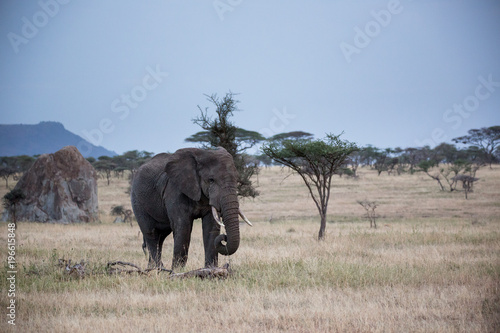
xmin=1 ymin=166 xmax=499 ymax=332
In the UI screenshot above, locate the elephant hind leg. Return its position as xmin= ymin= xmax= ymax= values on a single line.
xmin=134 ymin=205 xmax=171 ymax=269
xmin=144 ymin=231 xmax=170 ymax=269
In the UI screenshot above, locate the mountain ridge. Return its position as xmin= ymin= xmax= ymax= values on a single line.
xmin=0 ymin=121 xmax=116 ymax=158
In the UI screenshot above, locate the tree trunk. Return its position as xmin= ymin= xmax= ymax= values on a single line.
xmin=427 ymin=172 xmax=445 ymax=191
xmin=318 ymin=213 xmax=326 ymax=240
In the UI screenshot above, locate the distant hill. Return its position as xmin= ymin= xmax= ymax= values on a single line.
xmin=0 ymin=121 xmax=116 ymax=158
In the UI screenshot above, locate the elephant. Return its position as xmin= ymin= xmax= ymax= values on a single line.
xmin=131 ymin=147 xmax=252 ymax=269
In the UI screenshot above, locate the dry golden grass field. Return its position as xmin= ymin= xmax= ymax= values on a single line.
xmin=1 ymin=166 xmax=499 ymax=332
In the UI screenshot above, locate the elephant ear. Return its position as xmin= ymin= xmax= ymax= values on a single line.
xmin=164 ymin=149 xmax=201 ymax=201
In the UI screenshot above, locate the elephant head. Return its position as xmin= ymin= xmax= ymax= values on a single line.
xmin=164 ymin=147 xmax=250 ymax=257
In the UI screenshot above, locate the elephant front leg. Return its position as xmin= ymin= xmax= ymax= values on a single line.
xmin=171 ymin=220 xmax=194 ymax=269
xmin=202 ymin=214 xmax=221 ymax=267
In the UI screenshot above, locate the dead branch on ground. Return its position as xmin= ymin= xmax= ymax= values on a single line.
xmin=107 ymin=261 xmax=173 ymax=275
xmin=168 ymin=263 xmax=230 ymax=280
xmin=58 ymin=259 xmax=230 ymax=279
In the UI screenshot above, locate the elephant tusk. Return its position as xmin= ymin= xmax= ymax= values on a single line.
xmin=212 ymin=206 xmax=224 ymax=227
xmin=239 ymin=209 xmax=253 ymax=227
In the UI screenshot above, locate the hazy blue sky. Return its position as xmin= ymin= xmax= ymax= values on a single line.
xmin=1 ymin=0 xmax=499 ymax=155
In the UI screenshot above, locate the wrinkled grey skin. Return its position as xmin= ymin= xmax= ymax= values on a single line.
xmin=131 ymin=147 xmax=240 ymax=269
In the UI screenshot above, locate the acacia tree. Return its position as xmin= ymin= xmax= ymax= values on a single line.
xmin=262 ymin=133 xmax=358 ymax=240
xmin=3 ymin=189 xmax=25 ymax=224
xmin=0 ymin=166 xmax=16 ymax=188
xmin=418 ymin=160 xmax=446 ymax=191
xmin=113 ymin=150 xmax=153 ymax=179
xmin=269 ymin=131 xmax=314 ymax=141
xmin=0 ymin=155 xmax=35 ymax=188
xmin=453 ymin=126 xmax=500 ymax=168
xmin=187 ymin=92 xmax=265 ymax=198
xmin=93 ymin=157 xmax=116 ymax=186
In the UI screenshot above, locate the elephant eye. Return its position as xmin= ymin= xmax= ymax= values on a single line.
xmin=208 ymin=178 xmax=215 ymax=185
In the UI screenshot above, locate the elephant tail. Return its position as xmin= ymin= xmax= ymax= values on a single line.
xmin=142 ymin=236 xmax=148 ymax=256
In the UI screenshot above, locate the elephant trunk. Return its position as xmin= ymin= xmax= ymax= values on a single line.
xmin=214 ymin=191 xmax=240 ymax=256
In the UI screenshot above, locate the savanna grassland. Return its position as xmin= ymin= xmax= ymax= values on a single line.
xmin=1 ymin=166 xmax=499 ymax=332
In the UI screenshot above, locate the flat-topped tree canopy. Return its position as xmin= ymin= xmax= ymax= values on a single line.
xmin=262 ymin=133 xmax=358 ymax=240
